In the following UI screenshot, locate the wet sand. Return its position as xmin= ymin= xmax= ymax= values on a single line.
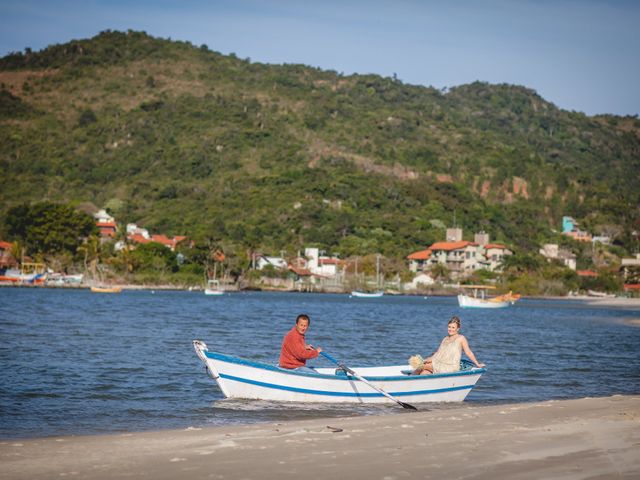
xmin=2 ymin=395 xmax=638 ymax=479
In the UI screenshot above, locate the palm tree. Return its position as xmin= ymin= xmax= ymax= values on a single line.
xmin=429 ymin=263 xmax=450 ymax=283
xmin=77 ymin=235 xmax=100 ymax=282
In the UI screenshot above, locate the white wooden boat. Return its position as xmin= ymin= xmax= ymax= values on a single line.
xmin=0 ymin=268 xmax=47 ymax=285
xmin=350 ymin=290 xmax=384 ymax=298
xmin=457 ymin=285 xmax=520 ymax=308
xmin=204 ymin=279 xmax=224 ymax=296
xmin=587 ymin=290 xmax=615 ymax=298
xmin=90 ymin=286 xmax=122 ymax=293
xmin=193 ymin=340 xmax=485 ymax=404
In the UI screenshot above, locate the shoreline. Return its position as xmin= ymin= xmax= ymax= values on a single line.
xmin=2 ymin=395 xmax=639 ymax=479
xmin=2 ymin=282 xmax=639 ymax=304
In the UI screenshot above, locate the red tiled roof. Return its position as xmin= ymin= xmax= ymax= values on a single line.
xmin=577 ymin=270 xmax=598 ymax=277
xmin=428 ymin=241 xmax=476 ymax=251
xmin=623 ymin=284 xmax=640 ymax=291
xmin=289 ymin=266 xmax=312 ymax=276
xmin=407 ymin=249 xmax=432 ymax=260
xmin=96 ymin=221 xmax=117 ymax=228
xmin=99 ymin=228 xmax=116 ymax=237
xmin=0 ymin=241 xmax=12 ymax=250
xmin=484 ymin=243 xmax=507 ymax=250
xmin=129 ymin=232 xmax=188 ymax=250
xmin=151 ymin=234 xmax=173 ymax=246
xmin=319 ymin=258 xmax=343 ymax=265
xmin=129 ymin=233 xmax=151 ymax=244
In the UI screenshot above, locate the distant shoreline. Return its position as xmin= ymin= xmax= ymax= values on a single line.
xmin=2 ymin=282 xmax=639 ymax=306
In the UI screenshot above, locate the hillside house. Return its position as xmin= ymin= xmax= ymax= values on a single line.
xmin=0 ymin=241 xmax=18 ymax=269
xmin=304 ymin=248 xmax=344 ymax=277
xmin=134 ymin=234 xmax=188 ymax=251
xmin=93 ymin=209 xmax=117 ymax=240
xmin=255 ymin=255 xmax=288 ymax=270
xmin=407 ymin=249 xmax=432 ymax=273
xmin=621 ymin=254 xmax=640 ymax=283
xmin=562 ymin=216 xmax=592 ymax=242
xmin=94 ymin=209 xmax=114 ymax=223
xmin=119 ymin=223 xmax=187 ymax=252
xmin=539 ymin=244 xmax=577 ymax=270
xmin=126 ymin=223 xmax=151 ymax=239
xmin=481 ymin=244 xmax=513 ymax=271
xmin=407 ymin=230 xmax=511 ymax=277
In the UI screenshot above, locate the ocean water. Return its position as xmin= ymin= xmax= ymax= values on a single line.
xmin=1 ymin=288 xmax=639 ymax=439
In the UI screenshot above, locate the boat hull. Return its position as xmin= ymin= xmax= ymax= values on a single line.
xmin=351 ymin=291 xmax=384 ymax=298
xmin=457 ymin=294 xmax=510 ymax=308
xmin=0 ymin=270 xmax=47 ymax=285
xmin=193 ymin=341 xmax=484 ymax=404
xmin=90 ymin=286 xmax=122 ymax=293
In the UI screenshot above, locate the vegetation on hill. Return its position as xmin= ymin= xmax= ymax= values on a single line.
xmin=0 ymin=30 xmax=638 ymax=291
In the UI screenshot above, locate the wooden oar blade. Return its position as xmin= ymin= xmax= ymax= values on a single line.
xmin=399 ymin=401 xmax=418 ymax=410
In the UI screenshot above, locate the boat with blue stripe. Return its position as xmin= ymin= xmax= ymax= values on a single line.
xmin=193 ymin=340 xmax=485 ymax=404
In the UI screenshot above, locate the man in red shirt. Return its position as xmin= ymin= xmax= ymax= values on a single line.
xmin=279 ymin=314 xmax=322 ymax=370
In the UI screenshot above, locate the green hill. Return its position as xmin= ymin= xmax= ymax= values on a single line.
xmin=1 ymin=30 xmax=639 ymax=259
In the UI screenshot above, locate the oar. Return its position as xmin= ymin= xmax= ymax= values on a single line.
xmin=319 ymin=351 xmax=417 ymax=411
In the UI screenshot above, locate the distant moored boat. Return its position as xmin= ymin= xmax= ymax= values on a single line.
xmin=350 ymin=291 xmax=384 ymax=298
xmin=90 ymin=286 xmax=122 ymax=293
xmin=457 ymin=285 xmax=520 ymax=308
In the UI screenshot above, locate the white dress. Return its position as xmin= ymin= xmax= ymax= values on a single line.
xmin=432 ymin=336 xmax=462 ymax=373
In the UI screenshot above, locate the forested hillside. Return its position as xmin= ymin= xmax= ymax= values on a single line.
xmin=1 ymin=30 xmax=639 ymax=260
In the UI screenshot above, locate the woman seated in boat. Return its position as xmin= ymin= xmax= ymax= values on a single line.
xmin=412 ymin=316 xmax=485 ymax=374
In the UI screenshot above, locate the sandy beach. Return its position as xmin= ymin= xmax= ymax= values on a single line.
xmin=2 ymin=395 xmax=638 ymax=479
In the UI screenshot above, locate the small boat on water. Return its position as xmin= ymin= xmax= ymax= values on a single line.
xmin=587 ymin=290 xmax=616 ymax=298
xmin=90 ymin=286 xmax=122 ymax=293
xmin=0 ymin=265 xmax=47 ymax=285
xmin=193 ymin=340 xmax=485 ymax=404
xmin=204 ymin=279 xmax=224 ymax=296
xmin=457 ymin=285 xmax=520 ymax=309
xmin=350 ymin=290 xmax=384 ymax=298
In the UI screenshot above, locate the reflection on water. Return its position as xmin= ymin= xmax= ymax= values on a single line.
xmin=1 ymin=289 xmax=639 ymax=439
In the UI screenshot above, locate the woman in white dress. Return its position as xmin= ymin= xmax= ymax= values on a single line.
xmin=418 ymin=316 xmax=485 ymax=374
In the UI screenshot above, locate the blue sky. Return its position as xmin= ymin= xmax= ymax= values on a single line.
xmin=1 ymin=0 xmax=638 ymax=116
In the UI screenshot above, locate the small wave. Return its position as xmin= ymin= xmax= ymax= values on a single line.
xmin=18 ymin=391 xmax=64 ymax=399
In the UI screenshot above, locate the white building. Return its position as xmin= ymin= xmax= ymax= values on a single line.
xmin=407 ymin=230 xmax=512 ymax=277
xmin=256 ymin=256 xmax=288 ymax=270
xmin=539 ymin=243 xmax=576 ymax=270
xmin=405 ymin=272 xmax=435 ymax=290
xmin=304 ymin=248 xmax=342 ymax=277
xmin=126 ymin=223 xmax=150 ymax=239
xmin=94 ymin=209 xmax=114 ymax=223
xmin=481 ymin=244 xmax=513 ymax=271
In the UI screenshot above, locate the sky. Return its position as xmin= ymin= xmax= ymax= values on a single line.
xmin=1 ymin=0 xmax=639 ymax=116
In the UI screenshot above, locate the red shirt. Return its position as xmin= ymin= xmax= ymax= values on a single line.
xmin=279 ymin=326 xmax=319 ymax=369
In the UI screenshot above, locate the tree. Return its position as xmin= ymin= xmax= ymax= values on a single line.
xmin=429 ymin=263 xmax=450 ymax=283
xmin=501 ymin=253 xmax=543 ymax=277
xmin=130 ymin=242 xmax=178 ymax=273
xmin=5 ymin=202 xmax=97 ymax=255
xmin=77 ymin=235 xmax=101 ymax=280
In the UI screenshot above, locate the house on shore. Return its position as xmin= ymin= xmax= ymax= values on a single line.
xmin=407 ymin=229 xmax=511 ymax=278
xmin=93 ymin=209 xmax=117 ymax=240
xmin=562 ymin=216 xmax=592 ymax=242
xmin=540 ymin=244 xmax=577 ymax=270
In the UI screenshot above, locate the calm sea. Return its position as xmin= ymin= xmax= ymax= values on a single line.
xmin=1 ymin=288 xmax=639 ymax=439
